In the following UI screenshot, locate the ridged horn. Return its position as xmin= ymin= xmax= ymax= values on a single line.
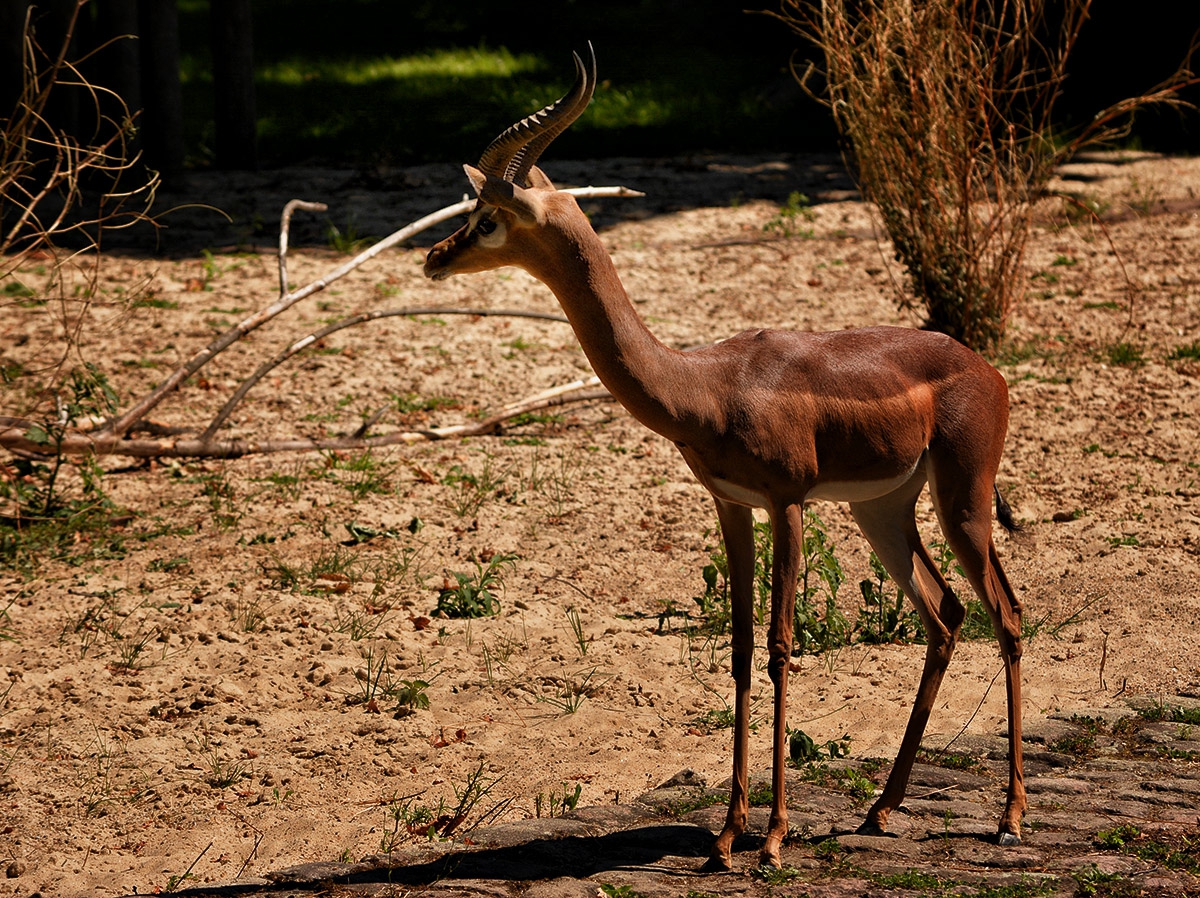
xmin=476 ymin=42 xmax=596 ymax=186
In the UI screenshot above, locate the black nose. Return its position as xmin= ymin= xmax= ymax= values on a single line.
xmin=423 ymin=246 xmax=445 ymax=279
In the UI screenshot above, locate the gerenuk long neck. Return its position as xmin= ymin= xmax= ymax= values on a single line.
xmin=518 ymin=214 xmax=706 ymax=442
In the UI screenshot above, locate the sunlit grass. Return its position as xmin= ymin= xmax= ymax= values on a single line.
xmin=588 ymin=87 xmax=673 ymax=130
xmin=256 ymin=47 xmax=546 ymax=87
xmin=177 ymin=29 xmax=821 ymax=167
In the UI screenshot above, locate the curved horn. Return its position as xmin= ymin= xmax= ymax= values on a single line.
xmin=476 ymin=42 xmax=596 ymax=186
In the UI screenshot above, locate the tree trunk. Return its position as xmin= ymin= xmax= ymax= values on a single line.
xmin=210 ymin=0 xmax=257 ymax=170
xmin=138 ymin=0 xmax=184 ymax=178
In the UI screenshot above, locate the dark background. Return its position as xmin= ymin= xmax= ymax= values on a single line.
xmin=181 ymin=0 xmax=1200 ymax=168
xmin=9 ymin=1 xmax=1200 ymax=173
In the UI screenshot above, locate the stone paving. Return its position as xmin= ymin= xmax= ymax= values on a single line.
xmin=162 ymin=697 xmax=1200 ymax=898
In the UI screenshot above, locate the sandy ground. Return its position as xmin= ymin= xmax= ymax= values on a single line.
xmin=1 ymin=150 xmax=1199 ymax=897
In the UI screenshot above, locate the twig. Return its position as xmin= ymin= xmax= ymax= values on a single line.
xmin=201 ymin=306 xmax=570 ymax=443
xmin=101 ymin=197 xmax=475 ymax=439
xmin=234 ymin=831 xmax=263 ymax=881
xmin=278 ymin=199 xmax=328 ymax=297
xmin=935 ymin=664 xmax=1004 ymax=758
xmin=1 ymin=377 xmax=611 ymax=459
xmin=167 ymin=841 xmax=212 ymax=892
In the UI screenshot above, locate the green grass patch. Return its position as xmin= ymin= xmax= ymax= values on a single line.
xmin=1096 ymin=824 xmax=1200 ymax=875
xmin=1168 ymin=339 xmax=1200 ymax=361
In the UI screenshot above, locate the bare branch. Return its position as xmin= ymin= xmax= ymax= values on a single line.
xmin=1 ymin=377 xmax=611 ymax=460
xmin=278 ymin=200 xmax=328 ymax=297
xmin=198 ymin=306 xmax=570 ymax=443
xmin=101 ymin=184 xmax=640 ymax=441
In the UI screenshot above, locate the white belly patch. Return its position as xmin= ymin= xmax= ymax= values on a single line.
xmin=710 ymin=477 xmax=770 ymax=509
xmin=806 ymin=458 xmax=922 ymax=502
xmin=707 ymin=455 xmax=923 ymax=508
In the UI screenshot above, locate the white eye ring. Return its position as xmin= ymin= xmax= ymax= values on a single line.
xmin=474 ymin=215 xmax=507 ymax=248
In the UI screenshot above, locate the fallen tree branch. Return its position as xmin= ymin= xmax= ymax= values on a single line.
xmin=99 ymin=184 xmax=641 ymax=441
xmin=199 ymin=306 xmax=570 ymax=443
xmin=2 ymin=185 xmax=641 ymax=460
xmin=0 ymin=377 xmax=611 ymax=459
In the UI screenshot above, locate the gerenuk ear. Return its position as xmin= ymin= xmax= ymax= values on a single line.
xmin=463 ymin=164 xmax=545 ymax=227
xmin=525 ymin=165 xmax=556 ymax=190
xmin=464 ymin=164 xmax=488 ymax=197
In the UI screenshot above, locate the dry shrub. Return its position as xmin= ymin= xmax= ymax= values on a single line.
xmin=2 ymin=1 xmax=158 ymax=410
xmin=774 ymin=0 xmax=1195 ymax=351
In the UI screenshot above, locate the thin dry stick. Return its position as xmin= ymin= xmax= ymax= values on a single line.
xmin=169 ymin=841 xmax=212 ymax=890
xmin=277 ymin=199 xmax=328 ymax=297
xmin=0 ymin=377 xmax=610 ymax=459
xmin=101 ymin=184 xmax=640 ymax=440
xmin=101 ymin=198 xmax=474 ymax=439
xmin=935 ymin=664 xmax=1004 ymax=758
xmin=1099 ymin=628 xmax=1109 ymax=692
xmin=201 ymin=306 xmax=570 ymax=443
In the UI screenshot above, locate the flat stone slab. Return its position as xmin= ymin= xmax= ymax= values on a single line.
xmin=154 ymin=699 xmax=1200 ymax=898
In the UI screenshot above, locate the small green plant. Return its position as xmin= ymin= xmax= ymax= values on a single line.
xmin=379 ymin=792 xmax=438 ymax=849
xmin=1104 ymin=341 xmax=1144 ymax=367
xmin=917 ymin=748 xmax=986 ymax=773
xmin=534 ymin=782 xmax=582 ymax=818
xmin=60 ymin=595 xmax=119 ymax=659
xmin=366 ymin=542 xmax=427 ymax=600
xmin=393 ymin=678 xmax=432 ymax=711
xmin=195 ymin=734 xmax=251 ymax=789
xmin=689 ymin=708 xmax=737 ymax=733
xmin=599 ymin=884 xmax=649 ymax=898
xmin=0 ymin=598 xmax=15 ymax=643
xmin=1072 ymin=864 xmax=1134 ymax=898
xmin=323 ymin=450 xmax=393 ymax=501
xmin=873 ymin=869 xmax=948 ymax=891
xmin=392 ymin=392 xmax=460 ymax=418
xmin=855 ymin=551 xmax=925 ymax=644
xmin=1096 ymin=824 xmax=1141 ymax=851
xmin=958 ymin=597 xmax=997 ymax=641
xmin=436 ymin=552 xmax=517 ymax=618
xmin=1137 ymin=700 xmax=1200 ymax=726
xmin=228 ymin=595 xmax=269 ymax=633
xmin=538 ymin=667 xmax=605 ymax=715
xmin=350 ymin=645 xmax=393 ymax=707
xmin=537 ymin=448 xmax=581 ymax=518
xmin=747 ymin=781 xmax=774 ymax=806
xmin=763 ymin=191 xmax=816 ymax=238
xmin=108 ymin=617 xmax=162 ymax=672
xmin=788 ymin=726 xmax=851 ymax=764
xmin=798 ymin=763 xmax=877 ymax=800
xmin=752 ymin=863 xmax=804 ymax=884
xmin=265 ymin=545 xmax=361 ymax=594
xmin=1 ymin=364 xmax=124 ymax=573
xmin=199 ymin=467 xmax=240 ymax=530
xmin=795 ymin=511 xmax=851 ymax=656
xmin=1167 ymin=339 xmax=1200 ymax=362
xmin=254 ymin=466 xmax=305 ymax=501
xmin=442 ymin=457 xmax=507 ymax=518
xmin=565 ymin=606 xmax=590 ymax=656
xmin=973 ymin=878 xmax=1055 ymax=898
xmin=665 ymin=790 xmax=727 ymax=815
xmin=332 ymin=602 xmax=390 ymax=640
xmin=349 ymin=645 xmax=431 ymax=712
xmin=197 ymin=248 xmax=241 ymax=289
xmin=325 ymin=217 xmax=374 ymax=253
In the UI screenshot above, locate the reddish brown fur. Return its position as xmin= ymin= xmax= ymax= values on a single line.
xmin=425 ymin=164 xmax=1025 ymax=870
